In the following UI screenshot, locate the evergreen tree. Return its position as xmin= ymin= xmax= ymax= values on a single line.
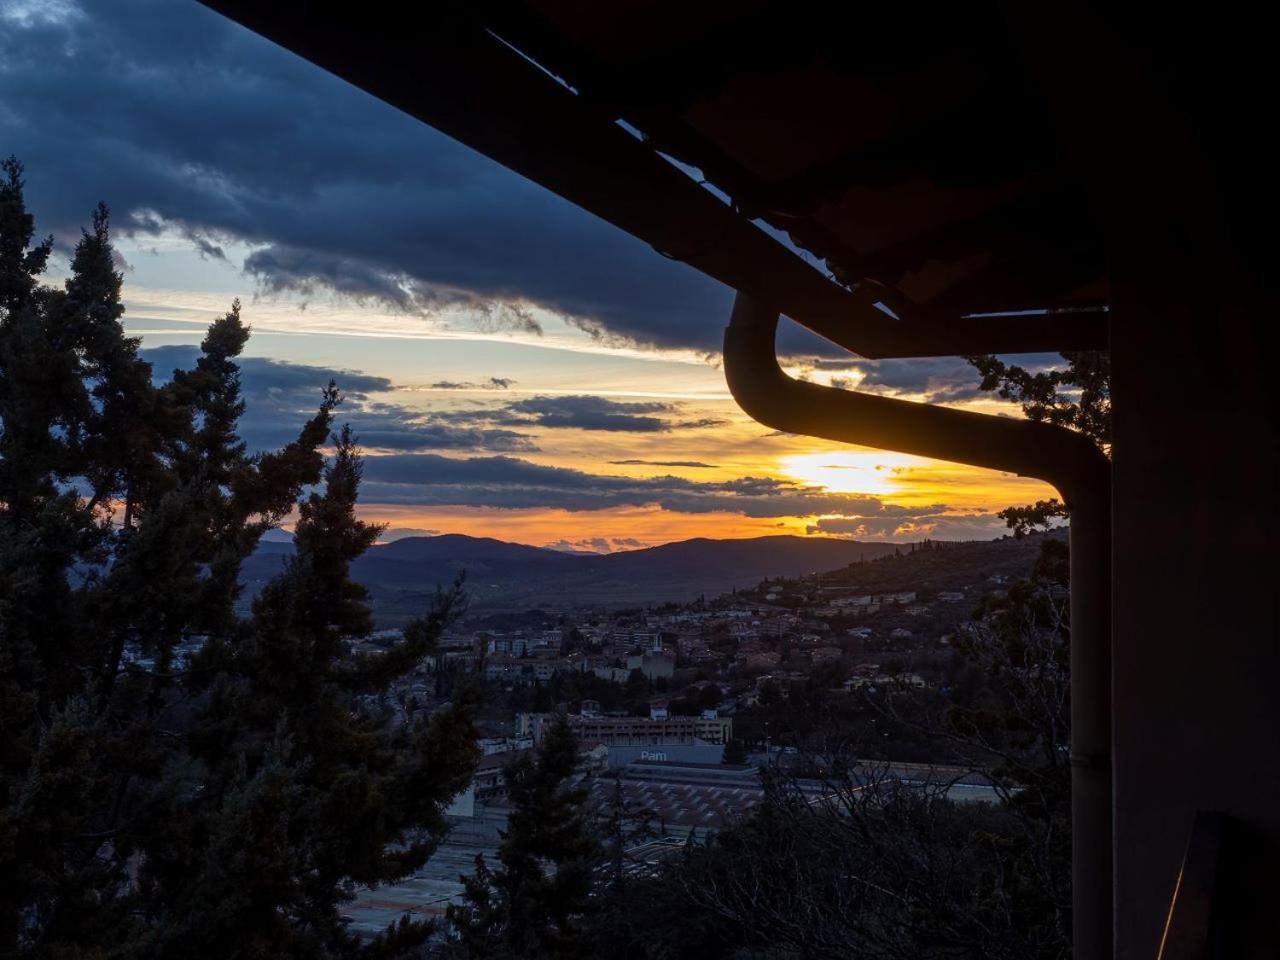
xmin=623 ymin=668 xmax=648 ymax=702
xmin=0 ymin=158 xmax=479 ymax=956
xmin=594 ymin=775 xmax=656 ymax=887
xmin=576 ymin=777 xmax=661 ymax=960
xmin=137 ymin=429 xmax=480 ymax=957
xmin=447 ymin=717 xmax=594 ymax=959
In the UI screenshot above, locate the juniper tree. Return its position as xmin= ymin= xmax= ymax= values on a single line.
xmin=0 ymin=157 xmax=479 ymax=957
xmin=136 ymin=428 xmax=480 ymax=957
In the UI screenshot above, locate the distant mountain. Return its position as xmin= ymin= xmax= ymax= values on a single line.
xmin=240 ymin=533 xmax=904 ymax=625
xmin=375 ymin=534 xmax=576 ymax=566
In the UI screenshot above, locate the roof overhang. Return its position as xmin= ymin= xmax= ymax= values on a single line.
xmin=197 ymin=1 xmax=1109 ymax=359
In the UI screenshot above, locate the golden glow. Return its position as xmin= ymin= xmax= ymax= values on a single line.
xmin=351 ymin=504 xmax=814 ymax=551
xmin=117 ymin=268 xmax=1063 ymax=548
xmin=777 ymin=451 xmax=921 ymax=496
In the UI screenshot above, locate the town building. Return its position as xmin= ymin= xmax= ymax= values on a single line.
xmin=517 ymin=711 xmax=732 ymax=748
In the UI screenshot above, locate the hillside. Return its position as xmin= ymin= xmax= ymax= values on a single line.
xmin=240 ymin=534 xmax=905 ymax=624
xmin=805 ymin=529 xmax=1067 ymax=597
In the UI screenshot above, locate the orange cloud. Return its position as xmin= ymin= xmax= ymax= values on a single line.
xmin=351 ymin=504 xmax=812 ymax=551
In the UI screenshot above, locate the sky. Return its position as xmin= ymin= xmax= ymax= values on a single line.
xmin=0 ymin=0 xmax=1060 ymax=551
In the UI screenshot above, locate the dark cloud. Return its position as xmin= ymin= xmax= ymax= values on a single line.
xmin=799 ymin=353 xmax=1067 ymax=404
xmin=545 ymin=536 xmax=647 ymax=554
xmin=429 ymin=378 xmax=515 ymax=390
xmin=436 ymin=395 xmax=725 ymax=433
xmin=546 ymin=537 xmax=613 ymax=554
xmin=141 ymin=345 xmax=537 ymax=453
xmin=0 ymin=0 xmax=748 ymax=351
xmin=352 ymin=422 xmax=537 ymax=454
xmin=806 ymin=513 xmax=1007 ymax=541
xmin=608 ymin=459 xmax=717 ymax=468
xmin=855 ymin=358 xmax=987 ymax=402
xmin=356 ymin=454 xmax=966 ymax=523
xmin=189 ymin=233 xmax=227 ymax=262
xmin=497 ymin=396 xmax=674 ymax=433
xmin=143 ymin=345 xmax=390 ymax=396
xmin=240 ymin=245 xmax=544 ymax=335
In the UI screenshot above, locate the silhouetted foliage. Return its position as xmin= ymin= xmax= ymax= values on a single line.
xmin=446 ymin=717 xmax=594 ymax=959
xmin=965 ymin=352 xmax=1110 ymax=451
xmin=593 ymin=774 xmax=657 ymax=888
xmin=966 ymin=351 xmax=1111 ymax=534
xmin=997 ymin=498 xmax=1070 ymax=538
xmin=0 ymin=158 xmax=478 ymax=957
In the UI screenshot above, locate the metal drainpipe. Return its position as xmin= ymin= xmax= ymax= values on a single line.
xmin=724 ymin=292 xmax=1113 ymax=960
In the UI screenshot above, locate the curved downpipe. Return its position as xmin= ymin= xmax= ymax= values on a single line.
xmin=725 ymin=291 xmax=1112 ymax=960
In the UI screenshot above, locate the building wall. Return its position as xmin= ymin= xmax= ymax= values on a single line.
xmin=516 ymin=712 xmax=731 ymax=747
xmin=1111 ymin=281 xmax=1279 ymax=956
xmin=606 ymin=743 xmax=725 ymax=767
xmin=1032 ymin=14 xmax=1280 ymax=954
xmin=1100 ymin=37 xmax=1280 ymax=960
xmin=572 ymin=715 xmax=731 ymax=746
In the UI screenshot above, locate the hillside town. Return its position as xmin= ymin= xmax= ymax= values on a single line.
xmin=339 ymin=536 xmax=1043 ymax=932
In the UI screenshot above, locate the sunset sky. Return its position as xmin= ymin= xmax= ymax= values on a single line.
xmin=1 ymin=0 xmax=1060 ymax=551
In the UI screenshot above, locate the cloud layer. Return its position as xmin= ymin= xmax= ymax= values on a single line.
xmin=485 ymin=395 xmax=726 ymax=433
xmin=2 ymin=0 xmax=736 ymax=351
xmin=1 ymin=1 xmax=1036 ymax=545
xmin=137 ymin=345 xmax=1008 ymax=540
xmin=609 ymin=459 xmax=717 ymax=468
xmin=1 ymin=0 xmax=1065 ymax=399
xmin=356 ymin=453 xmax=989 ymax=530
xmin=429 ymin=378 xmax=514 ymax=390
xmin=142 ymin=346 xmax=537 ymax=453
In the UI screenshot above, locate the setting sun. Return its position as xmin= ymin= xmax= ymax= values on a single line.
xmin=777 ymin=450 xmax=922 ymax=496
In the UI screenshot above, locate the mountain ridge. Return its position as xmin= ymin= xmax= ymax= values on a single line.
xmin=240 ymin=532 xmax=912 ymax=623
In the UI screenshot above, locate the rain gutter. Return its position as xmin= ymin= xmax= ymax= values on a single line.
xmin=724 ymin=291 xmax=1113 ymax=960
